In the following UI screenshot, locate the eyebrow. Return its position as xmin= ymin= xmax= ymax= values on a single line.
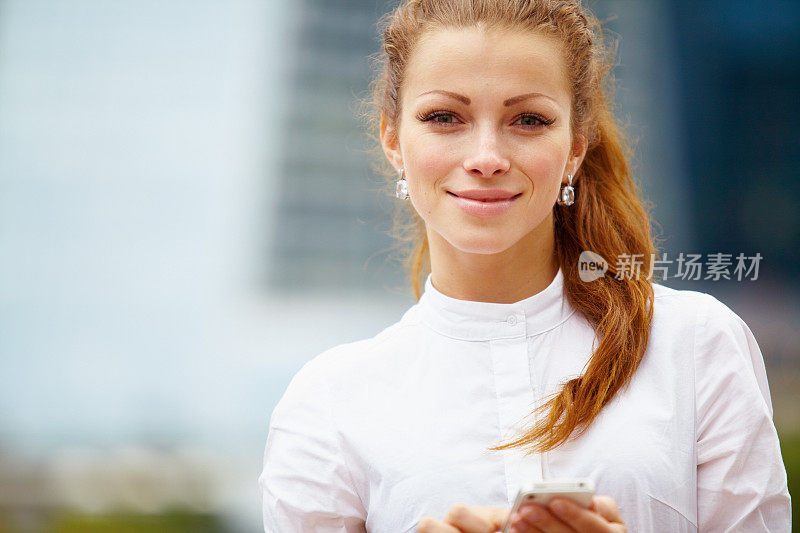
xmin=416 ymin=90 xmax=555 ymax=106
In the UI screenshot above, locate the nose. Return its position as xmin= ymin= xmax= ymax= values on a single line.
xmin=462 ymin=129 xmax=511 ymax=178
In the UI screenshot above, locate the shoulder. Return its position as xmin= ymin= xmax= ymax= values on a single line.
xmin=649 ymin=283 xmax=767 ymax=382
xmin=645 ymin=283 xmax=711 ymax=348
xmin=270 ymin=309 xmax=423 ymax=432
xmin=270 ymin=314 xmax=416 ymax=429
xmin=651 ymin=281 xmax=751 ymax=337
xmin=651 ymin=282 xmax=771 ymax=411
xmin=651 ymin=281 xmax=762 ymax=356
xmin=285 ymin=305 xmax=423 ymax=392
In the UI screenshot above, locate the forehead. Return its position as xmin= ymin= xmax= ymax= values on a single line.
xmin=402 ymin=26 xmax=571 ymax=108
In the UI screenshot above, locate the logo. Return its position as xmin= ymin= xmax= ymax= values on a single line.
xmin=578 ymin=250 xmax=608 ymax=282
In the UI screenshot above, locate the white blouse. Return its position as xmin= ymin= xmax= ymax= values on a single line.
xmin=259 ymin=268 xmax=791 ymax=532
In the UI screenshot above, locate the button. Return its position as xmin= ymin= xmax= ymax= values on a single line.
xmin=506 ymin=315 xmax=518 ymax=326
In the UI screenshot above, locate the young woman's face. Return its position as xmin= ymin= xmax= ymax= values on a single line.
xmin=382 ymin=26 xmax=586 ymax=255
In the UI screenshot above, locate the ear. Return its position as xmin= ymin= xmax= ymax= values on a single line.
xmin=380 ymin=111 xmax=403 ymax=172
xmin=568 ymin=129 xmax=589 ymax=177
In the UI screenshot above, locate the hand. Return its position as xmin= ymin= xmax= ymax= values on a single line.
xmin=417 ymin=504 xmax=509 ymax=533
xmin=416 ymin=496 xmax=625 ymax=533
xmin=505 ymin=496 xmax=625 ymax=533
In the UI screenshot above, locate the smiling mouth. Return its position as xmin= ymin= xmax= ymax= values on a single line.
xmin=446 ymin=191 xmax=523 ymax=202
xmin=447 ymin=190 xmax=523 ymax=217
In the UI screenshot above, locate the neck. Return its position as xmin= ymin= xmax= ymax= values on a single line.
xmin=427 ymin=216 xmax=559 ymax=303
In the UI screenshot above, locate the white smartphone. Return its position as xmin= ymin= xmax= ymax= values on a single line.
xmin=500 ymin=479 xmax=595 ymax=533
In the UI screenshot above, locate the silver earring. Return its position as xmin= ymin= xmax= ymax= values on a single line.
xmin=557 ymin=174 xmax=575 ymax=206
xmin=395 ymin=168 xmax=409 ymax=200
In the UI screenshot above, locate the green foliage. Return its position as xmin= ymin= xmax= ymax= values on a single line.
xmin=45 ymin=510 xmax=227 ymax=533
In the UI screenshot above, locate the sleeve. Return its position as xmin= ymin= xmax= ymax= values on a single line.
xmin=694 ymin=294 xmax=791 ymax=532
xmin=258 ymin=358 xmax=367 ymax=532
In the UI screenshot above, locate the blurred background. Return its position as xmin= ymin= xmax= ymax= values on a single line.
xmin=0 ymin=0 xmax=797 ymax=531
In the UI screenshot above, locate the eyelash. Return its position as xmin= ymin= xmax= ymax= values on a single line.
xmin=415 ymin=109 xmax=555 ymax=129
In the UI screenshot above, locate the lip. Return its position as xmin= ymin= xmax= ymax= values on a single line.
xmin=450 ymin=189 xmax=520 ymax=201
xmin=447 ymin=189 xmax=522 ymax=217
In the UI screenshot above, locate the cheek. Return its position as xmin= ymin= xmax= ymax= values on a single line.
xmin=522 ymin=146 xmax=565 ymax=183
xmin=414 ymin=140 xmax=452 ymax=180
xmin=519 ymin=139 xmax=570 ymax=197
xmin=404 ymin=139 xmax=453 ymax=206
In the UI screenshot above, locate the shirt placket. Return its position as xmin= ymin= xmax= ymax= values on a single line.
xmin=490 ymin=309 xmax=543 ymax=506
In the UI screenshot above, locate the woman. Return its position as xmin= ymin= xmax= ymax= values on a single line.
xmin=259 ymin=0 xmax=791 ymax=531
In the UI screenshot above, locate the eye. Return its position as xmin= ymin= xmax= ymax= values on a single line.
xmin=417 ymin=110 xmax=556 ymax=129
xmin=513 ymin=113 xmax=555 ymax=128
xmin=416 ymin=110 xmax=461 ymax=127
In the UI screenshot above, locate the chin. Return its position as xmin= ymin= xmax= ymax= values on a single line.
xmin=447 ymin=234 xmax=518 ymax=255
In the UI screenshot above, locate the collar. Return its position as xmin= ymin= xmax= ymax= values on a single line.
xmin=416 ymin=267 xmax=575 ymax=341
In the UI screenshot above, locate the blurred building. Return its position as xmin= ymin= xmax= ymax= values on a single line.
xmin=267 ymin=0 xmax=402 ymax=291
xmin=673 ymin=1 xmax=800 ymax=278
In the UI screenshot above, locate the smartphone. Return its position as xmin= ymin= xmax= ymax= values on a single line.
xmin=500 ymin=479 xmax=595 ymax=533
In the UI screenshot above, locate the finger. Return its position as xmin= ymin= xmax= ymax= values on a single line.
xmin=548 ymin=498 xmax=623 ymax=533
xmin=516 ymin=503 xmax=573 ymax=533
xmin=506 ymin=510 xmax=544 ymax=533
xmin=505 ymin=507 xmax=545 ymax=533
xmin=510 ymin=519 xmax=551 ymax=532
xmin=417 ymin=516 xmax=461 ymax=533
xmin=470 ymin=506 xmax=512 ymax=530
xmin=443 ymin=503 xmax=500 ymax=533
xmin=507 ymin=517 xmax=547 ymax=533
xmin=591 ymin=496 xmax=624 ymax=524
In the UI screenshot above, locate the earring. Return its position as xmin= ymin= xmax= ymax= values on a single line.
xmin=557 ymin=174 xmax=575 ymax=206
xmin=395 ymin=168 xmax=409 ymax=200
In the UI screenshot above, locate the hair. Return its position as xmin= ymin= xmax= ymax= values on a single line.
xmin=358 ymin=0 xmax=658 ymax=455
